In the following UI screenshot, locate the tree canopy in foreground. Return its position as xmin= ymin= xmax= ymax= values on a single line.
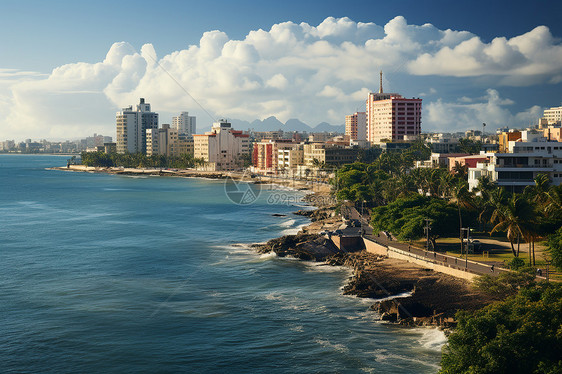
xmin=370 ymin=195 xmax=467 ymax=249
xmin=440 ymin=282 xmax=562 ymax=374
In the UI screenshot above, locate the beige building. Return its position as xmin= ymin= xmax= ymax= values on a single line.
xmin=278 ymin=144 xmax=305 ymax=171
xmin=303 ymin=143 xmax=358 ymax=167
xmin=193 ymin=120 xmax=250 ymax=170
xmin=146 ymin=124 xmax=180 ymax=157
xmin=345 ymin=112 xmax=366 ymax=141
xmin=544 ymin=126 xmax=562 ymax=142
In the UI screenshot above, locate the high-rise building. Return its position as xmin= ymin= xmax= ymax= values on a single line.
xmin=366 ymin=71 xmax=422 ymax=144
xmin=116 ymin=98 xmax=158 ymax=154
xmin=193 ymin=120 xmax=250 ymax=170
xmin=172 ymin=112 xmax=196 ymax=136
xmin=345 ymin=112 xmax=367 ymax=141
xmin=146 ymin=124 xmax=190 ymax=157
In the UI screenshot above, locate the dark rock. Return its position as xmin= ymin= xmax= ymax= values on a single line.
xmin=380 ymin=312 xmax=398 ymax=322
xmin=293 ymin=208 xmax=333 ymax=222
xmin=254 ymin=233 xmax=342 ymax=261
xmin=271 ymin=214 xmax=287 ymax=217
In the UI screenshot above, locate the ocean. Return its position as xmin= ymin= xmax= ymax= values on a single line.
xmin=0 ymin=155 xmax=445 ymax=373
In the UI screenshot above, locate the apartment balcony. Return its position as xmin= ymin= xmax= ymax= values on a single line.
xmin=494 ymin=165 xmax=552 ymax=171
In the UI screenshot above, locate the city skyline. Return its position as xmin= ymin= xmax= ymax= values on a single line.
xmin=1 ymin=0 xmax=561 ymax=141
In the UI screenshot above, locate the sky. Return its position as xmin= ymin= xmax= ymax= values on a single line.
xmin=1 ymin=0 xmax=561 ymax=141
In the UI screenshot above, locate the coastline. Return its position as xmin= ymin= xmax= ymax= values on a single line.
xmin=253 ymin=189 xmax=496 ymax=329
xmin=50 ymin=164 xmax=494 ymax=328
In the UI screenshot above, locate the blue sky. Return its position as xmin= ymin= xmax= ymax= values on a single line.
xmin=1 ymin=0 xmax=561 ymax=140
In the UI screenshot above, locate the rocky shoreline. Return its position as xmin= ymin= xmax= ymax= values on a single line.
xmin=255 ymin=192 xmax=496 ymax=328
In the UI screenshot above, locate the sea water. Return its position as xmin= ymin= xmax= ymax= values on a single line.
xmin=0 ymin=155 xmax=445 ymax=373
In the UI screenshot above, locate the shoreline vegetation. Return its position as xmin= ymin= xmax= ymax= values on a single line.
xmin=51 ymin=164 xmax=496 ymax=329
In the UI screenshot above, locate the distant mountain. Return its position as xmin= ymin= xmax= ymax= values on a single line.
xmin=313 ymin=122 xmax=345 ymax=133
xmin=224 ymin=116 xmax=344 ymax=133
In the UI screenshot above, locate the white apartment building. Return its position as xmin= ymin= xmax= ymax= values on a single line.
xmin=172 ymin=112 xmax=196 ymax=136
xmin=427 ymin=135 xmax=459 ymax=154
xmin=468 ymin=137 xmax=562 ymax=192
xmin=193 ymin=120 xmax=249 ymax=171
xmin=541 ymin=105 xmax=562 ymax=126
xmin=116 ymin=98 xmax=158 ymax=154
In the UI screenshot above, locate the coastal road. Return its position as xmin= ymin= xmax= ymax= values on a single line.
xmin=344 ymin=206 xmax=507 ymax=278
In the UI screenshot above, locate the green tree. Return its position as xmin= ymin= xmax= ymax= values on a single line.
xmin=370 ymin=195 xmax=460 ymax=249
xmin=473 ymin=270 xmax=535 ymax=299
xmin=440 ymin=283 xmax=562 ymax=374
xmin=458 ymin=137 xmax=482 ymax=154
xmin=547 ymin=227 xmax=562 ymax=271
xmin=490 ymin=194 xmax=533 ymax=257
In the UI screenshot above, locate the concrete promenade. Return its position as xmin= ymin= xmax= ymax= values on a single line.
xmin=339 ymin=205 xmax=512 ymax=280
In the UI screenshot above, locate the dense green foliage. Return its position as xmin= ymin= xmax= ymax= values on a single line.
xmin=547 ymin=227 xmax=562 ymax=271
xmin=370 ymin=195 xmax=467 ymax=248
xmin=440 ymin=283 xmax=562 ymax=374
xmin=473 ymin=270 xmax=535 ymax=299
xmin=458 ymin=138 xmax=482 ymax=154
xmin=81 ymin=151 xmax=203 ymax=169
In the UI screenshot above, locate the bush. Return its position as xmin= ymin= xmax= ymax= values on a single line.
xmin=506 ymin=256 xmax=525 ymax=270
xmin=440 ymin=283 xmax=562 ymax=374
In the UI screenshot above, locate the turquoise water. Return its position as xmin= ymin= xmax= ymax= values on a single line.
xmin=0 ymin=155 xmax=444 ymax=373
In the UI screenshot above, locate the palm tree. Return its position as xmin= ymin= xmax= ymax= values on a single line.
xmin=478 ymin=186 xmax=507 ymax=232
xmin=438 ymin=171 xmax=456 ymax=199
xmin=545 ymin=184 xmax=562 ymax=220
xmin=490 ymin=194 xmax=533 ymax=257
xmin=524 ymin=173 xmax=551 ymax=207
xmin=424 ymin=168 xmax=443 ymax=197
xmin=452 ymin=161 xmax=468 ymax=180
xmin=450 ymin=179 xmax=475 ymax=250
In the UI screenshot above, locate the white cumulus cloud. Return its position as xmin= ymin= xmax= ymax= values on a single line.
xmin=425 ymin=89 xmax=543 ymax=132
xmin=0 ymin=16 xmax=560 ymax=140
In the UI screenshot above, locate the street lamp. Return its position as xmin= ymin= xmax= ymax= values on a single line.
xmin=461 ymin=227 xmax=470 ymax=269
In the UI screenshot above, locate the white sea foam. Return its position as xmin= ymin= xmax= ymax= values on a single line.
xmin=288 ymin=324 xmax=304 ymax=333
xmin=264 ymin=292 xmax=284 ymax=301
xmin=259 ymin=252 xmax=278 ymax=260
xmin=373 ymin=291 xmax=414 ymax=303
xmin=281 ymin=223 xmax=307 ymax=235
xmin=278 ymin=219 xmax=296 ymax=228
xmin=315 ymin=338 xmax=349 ymax=353
xmin=304 ymin=263 xmax=351 ymax=275
xmin=418 ymin=327 xmax=448 ymax=351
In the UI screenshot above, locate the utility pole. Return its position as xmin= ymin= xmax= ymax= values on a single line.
xmin=424 ymin=218 xmax=431 ymax=252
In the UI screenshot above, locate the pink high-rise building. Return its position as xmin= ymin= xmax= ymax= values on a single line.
xmin=366 ymin=71 xmax=422 ymax=143
xmin=345 ymin=112 xmax=367 ymax=141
